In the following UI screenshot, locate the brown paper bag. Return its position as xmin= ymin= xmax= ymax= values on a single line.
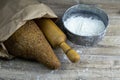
xmin=0 ymin=0 xmax=57 ymax=59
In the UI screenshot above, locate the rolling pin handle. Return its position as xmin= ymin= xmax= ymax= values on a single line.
xmin=60 ymin=42 xmax=80 ymax=63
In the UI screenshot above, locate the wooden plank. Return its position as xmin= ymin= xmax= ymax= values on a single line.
xmin=40 ymin=0 xmax=120 ymax=18
xmin=66 ymin=36 xmax=120 ymax=48
xmin=40 ymin=0 xmax=120 ymax=5
xmin=1 ymin=68 xmax=120 ymax=80
xmin=1 ymin=54 xmax=120 ymax=70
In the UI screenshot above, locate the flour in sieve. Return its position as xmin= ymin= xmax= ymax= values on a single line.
xmin=64 ymin=16 xmax=105 ymax=36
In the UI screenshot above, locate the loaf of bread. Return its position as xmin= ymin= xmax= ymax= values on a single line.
xmin=4 ymin=20 xmax=61 ymax=69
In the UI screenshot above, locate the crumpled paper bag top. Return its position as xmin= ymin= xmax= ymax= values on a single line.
xmin=0 ymin=0 xmax=57 ymax=59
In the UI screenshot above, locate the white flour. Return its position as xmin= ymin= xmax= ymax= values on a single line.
xmin=64 ymin=16 xmax=105 ymax=36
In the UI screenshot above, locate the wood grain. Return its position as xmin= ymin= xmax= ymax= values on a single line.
xmin=0 ymin=0 xmax=120 ymax=80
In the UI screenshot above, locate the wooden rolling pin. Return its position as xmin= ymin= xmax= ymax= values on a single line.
xmin=35 ymin=18 xmax=80 ymax=63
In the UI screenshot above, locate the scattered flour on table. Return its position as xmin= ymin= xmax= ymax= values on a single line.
xmin=36 ymin=75 xmax=40 ymax=80
xmin=64 ymin=16 xmax=105 ymax=36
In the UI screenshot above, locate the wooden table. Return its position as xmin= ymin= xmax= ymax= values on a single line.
xmin=0 ymin=0 xmax=120 ymax=80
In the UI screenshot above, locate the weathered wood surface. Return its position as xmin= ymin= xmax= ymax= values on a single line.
xmin=0 ymin=0 xmax=120 ymax=80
